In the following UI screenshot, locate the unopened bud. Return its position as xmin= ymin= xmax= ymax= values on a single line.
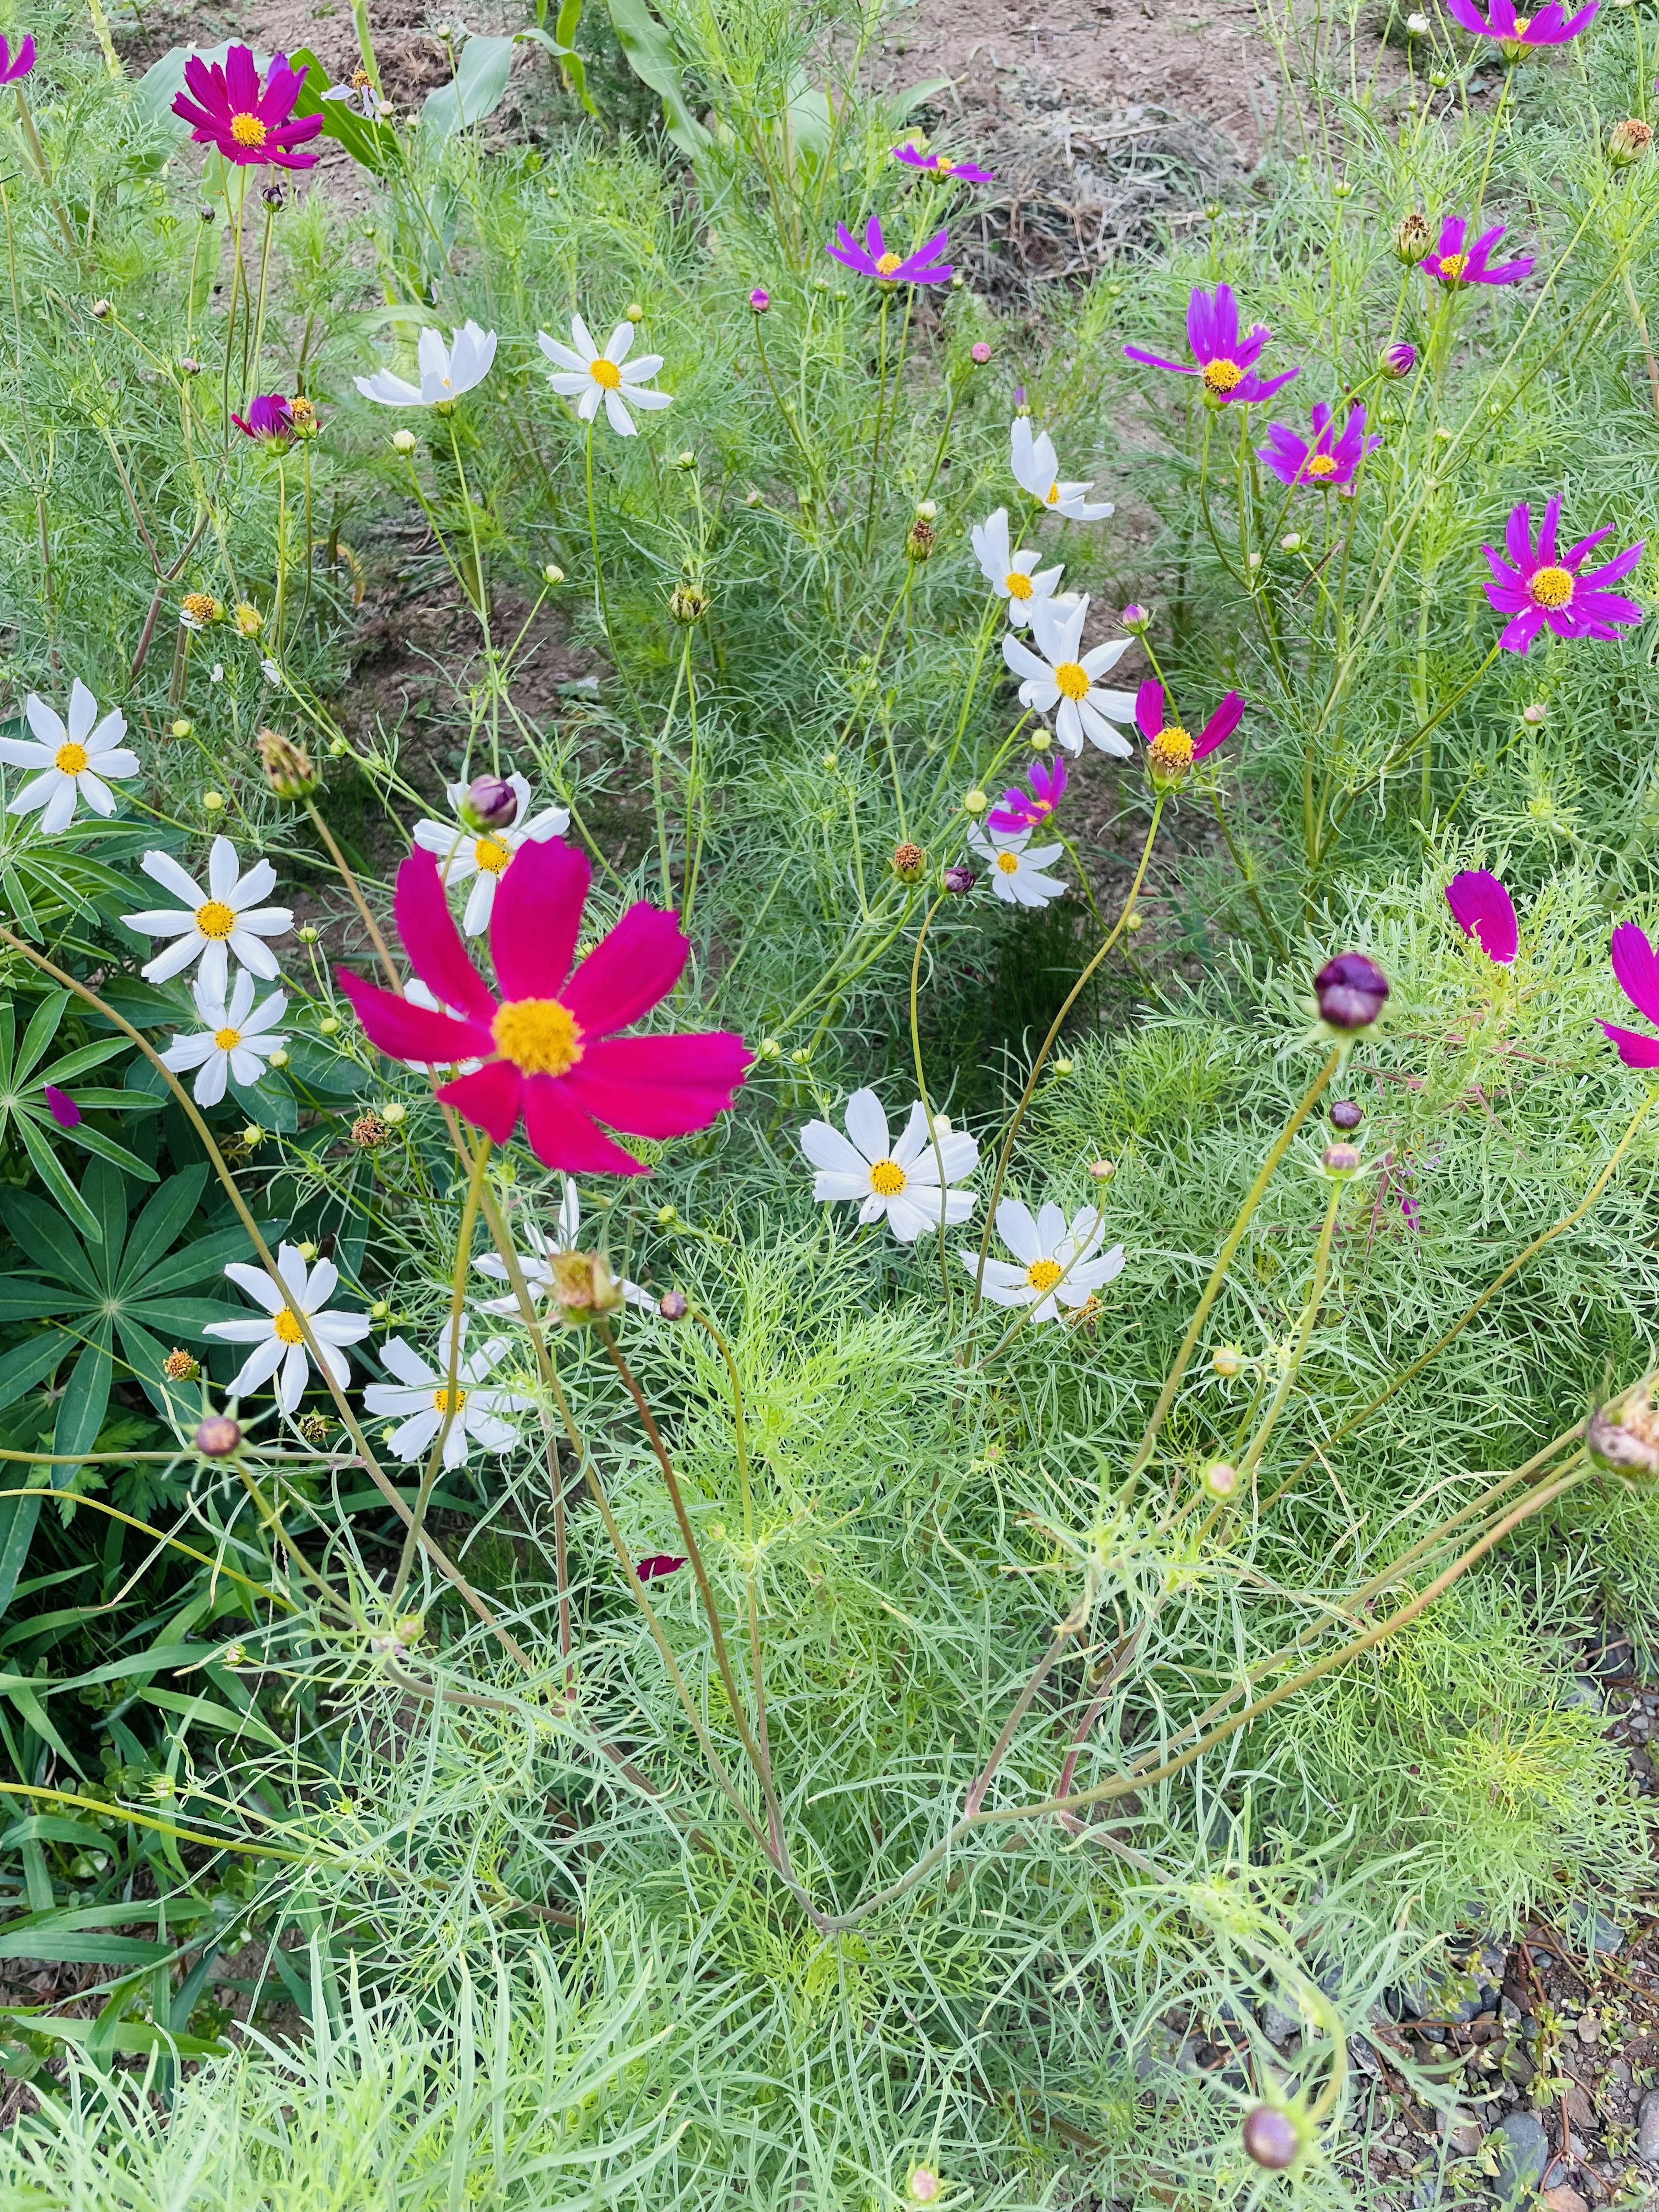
xmin=1329 ymin=1098 xmax=1364 ymax=1130
xmin=1322 ymin=1141 xmax=1362 ymax=1176
xmin=1121 ymin=602 xmax=1150 ymax=633
xmin=658 ymin=1290 xmax=689 ymax=1319
xmin=195 ymin=1414 xmax=242 ymax=1458
xmin=255 ymin=725 xmax=318 ymax=801
xmin=267 ymin=1049 xmax=289 ymax=1069
xmin=1587 ymin=1376 xmax=1659 ymax=1477
xmin=1202 ymin=1459 xmax=1239 ymax=1498
xmin=675 ymin=448 xmax=696 ymax=470
xmin=1394 ymin=210 xmax=1432 ymax=264
xmin=1212 ymin=1344 xmax=1245 ymax=1377
xmin=1379 ymin=340 xmax=1417 ymax=378
xmin=1522 ymin=701 xmax=1547 ymax=725
xmin=392 ymin=428 xmax=417 ymax=453
xmin=1243 ymin=2105 xmax=1301 ymax=2171
xmin=669 ymin=581 xmax=710 ymax=623
xmin=543 ymin=562 xmax=565 ymax=584
xmin=549 ymin=1249 xmax=625 ymax=1324
xmin=906 ymin=2168 xmax=944 ymax=2206
xmin=749 ymin=286 xmax=770 ymax=311
xmin=758 ymin=1037 xmax=782 ymax=1059
xmin=962 ymin=788 xmax=988 ymax=815
xmin=90 ymin=297 xmax=112 ymax=320
xmin=1405 ymin=8 xmax=1429 ymax=26
xmin=171 ymin=718 xmax=194 ymax=738
xmin=890 ymin=840 xmax=927 ymax=885
xmin=970 ymin=340 xmax=991 ymax=363
xmin=202 ymin=789 xmax=226 ymax=812
xmin=1030 ymin=726 xmax=1052 ymax=749
xmin=942 ymin=862 xmax=977 ymax=896
xmin=1280 ymin=533 xmax=1303 ymax=553
xmin=1610 ymin=117 xmax=1654 ymax=166
xmin=626 ymin=301 xmax=645 ymax=321
xmin=1314 ymin=950 xmax=1389 ymax=1030
xmin=1088 ymin=1158 xmax=1114 ymax=1181
xmin=460 ymin=774 xmax=518 ymax=831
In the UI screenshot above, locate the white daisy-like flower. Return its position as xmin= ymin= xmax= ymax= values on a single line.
xmin=969 ymin=824 xmax=1068 ymax=908
xmin=473 ymin=1177 xmax=649 ymax=1316
xmin=1011 ymin=415 xmax=1114 ymax=521
xmin=159 ymin=973 xmax=289 ymax=1107
xmin=362 ymin=1317 xmax=531 ymax=1467
xmin=537 ymin=315 xmax=672 ymax=438
xmin=960 ymin=1198 xmax=1125 ymax=1322
xmin=1004 ymin=595 xmax=1135 ymax=757
xmin=799 ymin=1089 xmax=979 ymax=1244
xmin=354 ymin=321 xmax=497 ymax=409
xmin=0 ymin=680 xmax=139 ymax=834
xmin=205 ymin=1243 xmax=371 ymax=1414
xmin=411 ymin=775 xmax=572 ymax=936
xmin=970 ymin=508 xmax=1064 ymax=629
xmin=122 ymin=836 xmax=293 ymax=1004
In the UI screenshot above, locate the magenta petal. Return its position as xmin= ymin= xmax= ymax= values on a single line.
xmin=565 ymin=1033 xmax=749 ymax=1138
xmin=1499 ymin=607 xmax=1545 ymax=652
xmin=561 ymin=904 xmax=690 ymax=1040
xmin=1444 ymin=869 xmax=1518 ymax=964
xmin=1194 ymin=691 xmax=1245 ymax=760
xmin=397 ymin=848 xmax=496 ymax=1027
xmin=1602 ymin=1020 xmax=1659 ymax=1067
xmin=1611 ymin=921 xmax=1659 ymax=1026
xmin=438 ymin=1058 xmax=525 ymax=1145
xmin=489 ymin=835 xmax=590 ymax=1004
xmin=521 ymin=1077 xmax=648 ymax=1174
xmin=1122 ymin=346 xmax=1198 ymax=377
xmin=43 ymin=1085 xmax=81 ymax=1129
xmin=225 ymin=43 xmax=261 ymax=112
xmin=637 ymin=1554 xmax=687 ymax=1580
xmin=1135 ymin=680 xmax=1163 ymax=742
xmin=338 ymin=968 xmax=492 ymax=1063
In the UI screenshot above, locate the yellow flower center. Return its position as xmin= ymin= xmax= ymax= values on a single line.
xmin=491 ymin=997 xmax=585 ymax=1077
xmin=195 ymin=899 xmax=238 ymax=940
xmin=1045 ymin=481 xmax=1061 ymax=505
xmin=1438 ymin=252 xmax=1468 ymax=279
xmin=589 ymin=358 xmax=623 ymax=390
xmin=1529 ymin=564 xmax=1575 ymax=609
xmin=1305 ymin=453 xmax=1340 ymax=478
xmin=1202 ymin=357 xmax=1244 ymax=394
xmin=229 ymin=111 xmax=267 ymax=148
xmin=54 ymin=741 xmax=89 ymax=775
xmin=995 ymin=850 xmax=1020 ymax=874
xmin=875 ymin=251 xmax=903 ymax=276
xmin=935 ymin=158 xmax=955 ymax=174
xmin=274 ymin=1307 xmax=306 ymax=1346
xmin=1026 ymin=1258 xmax=1064 ymax=1292
xmin=432 ymin=1387 xmax=468 ymax=1414
xmin=474 ymin=834 xmax=512 ymax=874
xmin=1005 ymin=570 xmax=1034 ymax=600
xmin=1156 ymin=725 xmax=1194 ymax=760
xmin=1053 ymin=660 xmax=1090 ymax=702
xmin=213 ymin=1026 xmax=242 ymax=1052
xmin=1513 ymin=11 xmax=1532 ymax=28
xmin=869 ymin=1158 xmax=907 ymax=1195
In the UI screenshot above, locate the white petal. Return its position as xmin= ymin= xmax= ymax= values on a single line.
xmin=277 ymin=1342 xmax=312 ymax=1412
xmin=141 ymin=849 xmax=207 ymax=906
xmin=193 ymin=1052 xmax=229 ymax=1106
xmin=603 ymin=388 xmax=637 ymax=437
xmin=995 ymin=1200 xmax=1042 ymax=1264
xmin=66 ymin=680 xmax=99 ymax=745
xmin=604 ymin=320 xmax=635 ymax=365
xmin=22 ymin=694 xmax=65 ymax=749
xmin=228 ymin=1337 xmax=286 ymax=1395
xmin=889 ymin=1100 xmax=934 ymax=1170
xmin=39 ymin=779 xmax=79 ymax=834
xmin=225 ymin=1260 xmax=286 ymax=1314
xmin=842 ymin=1088 xmax=890 ymax=1166
xmin=812 ymin=1171 xmax=874 ymax=1202
xmin=142 ymin=934 xmax=207 ymax=985
xmin=207 ymin=836 xmax=240 ymax=902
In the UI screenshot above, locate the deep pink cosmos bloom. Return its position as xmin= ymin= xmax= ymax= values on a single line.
xmin=172 ymin=44 xmax=322 ymax=168
xmin=1421 ymin=216 xmax=1532 ymax=286
xmin=232 ymin=394 xmax=296 ymax=448
xmin=1444 ymin=0 xmax=1597 ymax=46
xmin=636 ymin=1554 xmax=687 ymax=1581
xmin=337 ymin=839 xmax=749 ymax=1176
xmin=1602 ymin=921 xmax=1659 ymax=1066
xmin=1123 ymin=283 xmax=1298 ymax=406
xmin=1482 ymin=496 xmax=1644 ymax=653
xmin=1135 ymin=679 xmax=1245 ymax=774
xmin=0 ymin=35 xmax=35 ymax=82
xmin=825 ymin=216 xmax=951 ymax=286
xmin=1258 ymin=401 xmax=1381 ymax=493
xmin=892 ymin=143 xmax=995 ymax=183
xmin=1445 ymin=869 xmax=1518 ymax=963
xmin=989 ymin=754 xmax=1068 ymax=834
xmin=42 ymin=1084 xmax=79 ymax=1128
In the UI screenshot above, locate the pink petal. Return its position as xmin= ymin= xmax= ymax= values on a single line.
xmin=225 ymin=43 xmax=261 ymax=111
xmin=489 ymin=834 xmax=589 ymax=1002
xmin=396 ymin=848 xmax=497 ymax=1026
xmin=439 ymin=1058 xmax=525 ymax=1144
xmin=637 ymin=1554 xmax=686 ymax=1581
xmin=338 ymin=968 xmax=493 ymax=1062
xmin=560 ymin=903 xmax=689 ymax=1040
xmin=1193 ymin=691 xmax=1244 ymax=760
xmin=44 ymin=1085 xmax=80 ymax=1128
xmin=1602 ymin=1020 xmax=1659 ymax=1067
xmin=1444 ymin=869 xmax=1518 ymax=963
xmin=1135 ymin=680 xmax=1163 ymax=742
xmin=521 ymin=1077 xmax=649 ymax=1174
xmin=564 ymin=1033 xmax=750 ymax=1138
xmin=1611 ymin=920 xmax=1659 ymax=1026
xmin=1504 ymin=502 xmax=1533 ymax=569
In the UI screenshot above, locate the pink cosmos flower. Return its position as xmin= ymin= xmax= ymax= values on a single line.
xmin=825 ymin=216 xmax=951 ymax=286
xmin=1134 ymin=679 xmax=1244 ymax=785
xmin=891 ymin=143 xmax=995 ymax=183
xmin=1445 ymin=869 xmax=1518 ymax=963
xmin=172 ymin=44 xmax=322 ymax=169
xmin=1258 ymin=401 xmax=1381 ymax=492
xmin=1123 ymin=283 xmax=1298 ymax=406
xmin=1444 ymin=0 xmax=1597 ymax=47
xmin=1602 ymin=921 xmax=1659 ymax=1067
xmin=988 ymin=754 xmax=1067 ymax=835
xmin=0 ymin=35 xmax=35 ymax=82
xmin=1421 ymin=216 xmax=1532 ymax=287
xmin=636 ymin=1554 xmax=687 ymax=1581
xmin=1482 ymin=496 xmax=1644 ymax=653
xmin=232 ymin=394 xmax=296 ymax=448
xmin=337 ymin=839 xmax=749 ymax=1176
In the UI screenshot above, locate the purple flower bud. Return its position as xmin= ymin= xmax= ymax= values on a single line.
xmin=1328 ymin=1098 xmax=1364 ymax=1130
xmin=1379 ymin=341 xmax=1417 ymax=378
xmin=658 ymin=1290 xmax=689 ymax=1319
xmin=749 ymin=287 xmax=770 ymax=312
xmin=460 ymin=775 xmax=518 ymax=831
xmin=1121 ymin=602 xmax=1150 ymax=633
xmin=1013 ymin=385 xmax=1028 ymax=413
xmin=1243 ymin=2106 xmax=1300 ymax=2171
xmin=1314 ymin=951 xmax=1389 ymax=1030
xmin=942 ymin=862 xmax=978 ymax=896
xmin=970 ymin=340 xmax=991 ymax=363
xmin=195 ymin=1414 xmax=242 ymax=1459
xmin=43 ymin=1085 xmax=80 ymax=1129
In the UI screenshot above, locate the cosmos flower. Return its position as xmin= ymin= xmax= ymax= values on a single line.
xmin=1134 ymin=679 xmax=1244 ymax=789
xmin=988 ymin=753 xmax=1067 ymax=835
xmin=637 ymin=1553 xmax=687 ymax=1580
xmin=160 ymin=973 xmax=289 ymax=1106
xmin=1444 ymin=0 xmax=1597 ymax=49
xmin=958 ymin=1198 xmax=1125 ymax=1322
xmin=122 ymin=836 xmax=293 ymax=1003
xmin=363 ymin=1318 xmax=531 ymax=1467
xmin=1003 ymin=595 xmax=1135 ymax=756
xmin=1482 ymin=496 xmax=1643 ymax=653
xmin=1257 ymin=401 xmax=1381 ymax=493
xmin=1445 ymin=869 xmax=1519 ymax=963
xmin=537 ymin=315 xmax=671 ymax=438
xmin=891 ymin=143 xmax=994 ymax=181
xmin=969 ymin=824 xmax=1068 ymax=907
xmin=825 ymin=216 xmax=951 ymax=286
xmin=799 ymin=1089 xmax=978 ymax=1242
xmin=355 ymin=323 xmax=497 ymax=408
xmin=1123 ymin=283 xmax=1297 ymax=405
xmin=971 ymin=508 xmax=1063 ymax=626
xmin=337 ymin=839 xmax=749 ymax=1177
xmin=413 ymin=774 xmax=571 ymax=936
xmin=1010 ymin=417 xmax=1113 ymax=521
xmin=1421 ymin=217 xmax=1532 ymax=286
xmin=473 ymin=1176 xmax=648 ymax=1317
xmin=0 ymin=35 xmax=35 ymax=82
xmin=0 ymin=680 xmax=137 ymax=833
xmin=1603 ymin=921 xmax=1659 ymax=1067
xmin=231 ymin=394 xmax=297 ymax=448
xmin=171 ymin=44 xmax=322 ymax=169
xmin=205 ymin=1243 xmax=370 ymax=1414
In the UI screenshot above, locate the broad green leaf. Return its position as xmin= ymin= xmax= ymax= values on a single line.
xmin=524 ymin=17 xmax=592 ymax=114
xmin=38 ymin=1037 xmax=133 ymax=1086
xmin=289 ymin=48 xmax=399 ymax=176
xmin=141 ymin=1688 xmax=286 ymax=1754
xmin=0 ymin=1335 xmax=70 ymax=1414
xmin=13 ymin=992 xmax=68 ymax=1087
xmin=14 ymin=1118 xmax=105 ymax=1243
xmin=0 ymin=2004 xmax=228 ymax=2057
xmin=422 ymin=34 xmax=516 ymax=144
xmin=119 ymin=1166 xmax=208 ymax=1288
xmin=0 ymin=1189 xmax=102 ymax=1294
xmin=0 ymin=1815 xmax=109 ymax=1852
xmin=129 ymin=1223 xmax=255 ymax=1300
xmin=0 ymin=1285 xmax=76 ymax=1322
xmin=52 ymin=1327 xmax=114 ymax=1487
xmin=602 ymin=0 xmax=708 ymax=156
xmin=0 ymin=1929 xmax=172 ymax=1964
xmin=0 ymin=1491 xmax=41 ymax=1625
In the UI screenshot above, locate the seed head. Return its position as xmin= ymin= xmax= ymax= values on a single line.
xmin=299 ymin=1411 xmax=332 ymax=1444
xmin=1243 ymin=2105 xmax=1301 ymax=2170
xmin=1611 ymin=117 xmax=1654 ymax=166
xmin=1314 ymin=950 xmax=1389 ymax=1030
xmin=352 ymin=1110 xmax=391 ymax=1150
xmin=942 ymin=861 xmax=977 ymax=896
xmin=1587 ymin=1376 xmax=1659 ymax=1477
xmin=891 ymin=841 xmax=927 ymax=885
xmin=658 ymin=1290 xmax=689 ymax=1319
xmin=162 ymin=1348 xmax=200 ymax=1382
xmin=550 ymin=1249 xmax=625 ymax=1325
xmin=1329 ymin=1098 xmax=1364 ymax=1131
xmin=195 ymin=1414 xmax=242 ymax=1458
xmin=669 ymin=582 xmax=710 ymax=623
xmin=905 ymin=516 xmax=937 ymax=562
xmin=1393 ymin=210 xmax=1432 ymax=264
xmin=1379 ymin=340 xmax=1417 ymax=378
xmin=256 ymin=725 xmax=318 ymax=801
xmin=181 ymin=591 xmax=224 ymax=630
xmin=460 ymin=774 xmax=518 ymax=831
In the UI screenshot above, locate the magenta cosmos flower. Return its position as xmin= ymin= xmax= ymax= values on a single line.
xmin=1123 ymin=283 xmax=1297 ymax=406
xmin=172 ymin=44 xmax=322 ymax=168
xmin=232 ymin=394 xmax=296 ymax=448
xmin=0 ymin=35 xmax=35 ymax=82
xmin=892 ymin=143 xmax=995 ymax=183
xmin=1482 ymin=496 xmax=1644 ymax=653
xmin=826 ymin=216 xmax=951 ymax=286
xmin=1601 ymin=922 xmax=1659 ymax=1067
xmin=1445 ymin=0 xmax=1597 ymax=48
xmin=1135 ymin=679 xmax=1243 ymax=788
xmin=1421 ymin=217 xmax=1532 ymax=287
xmin=1445 ymin=869 xmax=1518 ymax=963
xmin=337 ymin=839 xmax=749 ymax=1176
xmin=1259 ymin=401 xmax=1381 ymax=492
xmin=988 ymin=754 xmax=1067 ymax=835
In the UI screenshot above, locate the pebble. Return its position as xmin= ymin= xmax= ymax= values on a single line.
xmin=1541 ymin=2187 xmax=1588 ymax=2212
xmin=1560 ymin=1902 xmax=1626 ymax=1957
xmin=1496 ymin=2110 xmax=1549 ymax=2204
xmin=1576 ymin=2013 xmax=1600 ymax=2043
xmin=1443 ymin=2107 xmax=1483 ymax=2156
xmin=1259 ymin=2000 xmax=1298 ymax=2046
xmin=1637 ymin=2086 xmax=1659 ymax=2164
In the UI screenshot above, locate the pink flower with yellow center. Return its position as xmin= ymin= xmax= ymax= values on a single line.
xmin=1482 ymin=495 xmax=1643 ymax=653
xmin=825 ymin=216 xmax=951 ymax=286
xmin=1123 ymin=283 xmax=1297 ymax=407
xmin=1445 ymin=0 xmax=1597 ymax=52
xmin=1421 ymin=216 xmax=1532 ymax=287
xmin=1133 ymin=679 xmax=1244 ymax=789
xmin=172 ymin=44 xmax=322 ymax=169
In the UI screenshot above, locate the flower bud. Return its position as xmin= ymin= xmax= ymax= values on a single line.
xmin=1329 ymin=1098 xmax=1364 ymax=1130
xmin=1243 ymin=2105 xmax=1301 ymax=2170
xmin=267 ymin=1049 xmax=289 ymax=1069
xmin=669 ymin=581 xmax=710 ymax=623
xmin=675 ymin=449 xmax=696 ymax=470
xmin=1587 ymin=1376 xmax=1659 ymax=1477
xmin=1405 ymin=7 xmax=1429 ymax=25
xmin=962 ymin=788 xmax=988 ymax=815
xmin=232 ymin=601 xmax=264 ymax=638
xmin=1280 ymin=533 xmax=1303 ymax=552
xmin=1322 ymin=1140 xmax=1362 ymax=1176
xmin=1121 ymin=602 xmax=1150 ymax=633
xmin=91 ymin=297 xmax=112 ymax=320
xmin=655 ymin=1202 xmax=677 ymax=1225
xmin=256 ymin=725 xmax=318 ymax=801
xmin=202 ymin=789 xmax=225 ymax=812
xmin=1379 ymin=340 xmax=1417 ymax=378
xmin=1030 ymin=726 xmax=1052 ymax=749
xmin=1393 ymin=211 xmax=1432 ymax=264
xmin=626 ymin=300 xmax=645 ymax=321
xmin=1013 ymin=385 xmax=1028 ymax=412
xmin=1610 ymin=117 xmax=1653 ymax=165
xmin=162 ymin=1349 xmax=200 ymax=1382
xmin=658 ymin=1290 xmax=689 ymax=1319
xmin=195 ymin=1414 xmax=242 ymax=1458
xmin=460 ymin=774 xmax=518 ymax=831
xmin=970 ymin=340 xmax=991 ymax=363
xmin=1212 ymin=1344 xmax=1244 ymax=1377
xmin=890 ymin=841 xmax=927 ymax=885
xmin=543 ymin=563 xmax=565 ymax=584
xmin=749 ymin=286 xmax=770 ymax=311
xmin=392 ymin=428 xmax=417 ymax=453
xmin=1202 ymin=1459 xmax=1239 ymax=1498
xmin=549 ymin=1249 xmax=625 ymax=1325
xmin=1522 ymin=702 xmax=1547 ymax=724
xmin=942 ymin=861 xmax=977 ymax=896
xmin=905 ymin=516 xmax=936 ymax=562
xmin=758 ymin=1037 xmax=782 ymax=1059
xmin=906 ymin=2168 xmax=944 ymax=2206
xmin=1088 ymin=1158 xmax=1114 ymax=1181
xmin=1314 ymin=950 xmax=1389 ymax=1030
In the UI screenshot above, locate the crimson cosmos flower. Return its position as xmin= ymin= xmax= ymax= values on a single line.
xmin=1602 ymin=921 xmax=1659 ymax=1067
xmin=0 ymin=34 xmax=35 ymax=82
xmin=1123 ymin=283 xmax=1297 ymax=405
xmin=1444 ymin=0 xmax=1597 ymax=47
xmin=1135 ymin=679 xmax=1244 ymax=787
xmin=636 ymin=1554 xmax=687 ymax=1581
xmin=1482 ymin=496 xmax=1644 ymax=653
xmin=891 ymin=143 xmax=995 ymax=182
xmin=988 ymin=754 xmax=1067 ymax=835
xmin=232 ymin=394 xmax=296 ymax=448
xmin=1445 ymin=869 xmax=1518 ymax=963
xmin=1258 ymin=401 xmax=1381 ymax=492
xmin=825 ymin=216 xmax=951 ymax=285
xmin=172 ymin=44 xmax=322 ymax=168
xmin=337 ymin=838 xmax=749 ymax=1175
xmin=1421 ymin=216 xmax=1532 ymax=286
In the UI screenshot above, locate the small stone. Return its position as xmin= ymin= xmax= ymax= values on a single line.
xmin=1636 ymin=2085 xmax=1659 ymax=2163
xmin=1260 ymin=2000 xmax=1298 ymax=2046
xmin=1561 ymin=1901 xmax=1626 ymax=1957
xmin=1495 ymin=2110 xmax=1548 ymax=2203
xmin=1576 ymin=2013 xmax=1600 ymax=2044
xmin=1443 ymin=2107 xmax=1482 ymax=2156
xmin=1541 ymin=2188 xmax=1588 ymax=2212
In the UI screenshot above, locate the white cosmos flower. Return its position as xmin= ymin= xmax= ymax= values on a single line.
xmin=159 ymin=972 xmax=288 ymax=1107
xmin=362 ymin=1317 xmax=531 ymax=1467
xmin=1011 ymin=415 xmax=1113 ymax=521
xmin=354 ymin=321 xmax=497 ymax=408
xmin=411 ymin=775 xmax=571 ymax=936
xmin=969 ymin=824 xmax=1067 ymax=909
xmin=122 ymin=836 xmax=293 ymax=1004
xmin=1004 ymin=595 xmax=1135 ymax=757
xmin=799 ymin=1089 xmax=979 ymax=1243
xmin=0 ymin=680 xmax=139 ymax=834
xmin=538 ymin=315 xmax=671 ymax=438
xmin=473 ymin=1177 xmax=649 ymax=1316
xmin=960 ymin=1199 xmax=1125 ymax=1322
xmin=970 ymin=508 xmax=1063 ymax=629
xmin=205 ymin=1243 xmax=371 ymax=1414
